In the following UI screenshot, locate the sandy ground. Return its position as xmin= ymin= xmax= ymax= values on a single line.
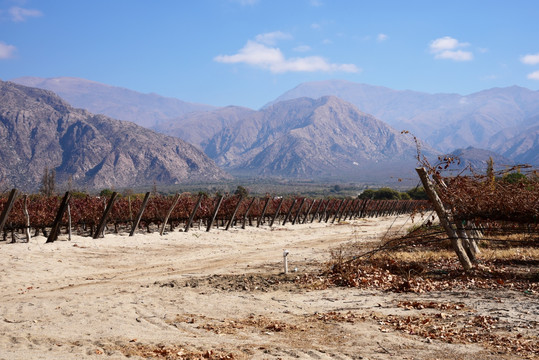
xmin=0 ymin=216 xmax=537 ymax=360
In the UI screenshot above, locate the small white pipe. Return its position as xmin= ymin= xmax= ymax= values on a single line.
xmin=283 ymin=249 xmax=289 ymax=274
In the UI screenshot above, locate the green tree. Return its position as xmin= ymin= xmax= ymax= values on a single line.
xmin=234 ymin=185 xmax=249 ymax=198
xmin=358 ymin=189 xmax=376 ymax=199
xmin=406 ymin=186 xmax=428 ymax=200
xmin=503 ymin=172 xmax=527 ymax=184
xmin=373 ymin=187 xmax=401 ymax=200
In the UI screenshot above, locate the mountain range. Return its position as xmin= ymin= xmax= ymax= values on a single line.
xmin=0 ymin=80 xmax=228 ymax=191
xmin=12 ymin=77 xmax=216 ymax=129
xmin=156 ymin=96 xmax=437 ymax=181
xmin=268 ymin=80 xmax=539 ymax=162
xmin=12 ymin=77 xmax=538 ymax=167
xmin=4 ymin=76 xmax=538 ymax=189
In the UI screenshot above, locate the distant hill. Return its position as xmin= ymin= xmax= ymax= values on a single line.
xmin=11 ymin=77 xmax=217 ymax=128
xmin=439 ymin=147 xmax=515 ymax=175
xmin=266 ymin=80 xmax=539 ymax=153
xmin=156 ymin=96 xmax=438 ymax=182
xmin=0 ymin=81 xmax=229 ymax=191
xmin=494 ymin=122 xmax=539 ymax=165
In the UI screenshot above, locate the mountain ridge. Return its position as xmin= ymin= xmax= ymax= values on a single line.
xmin=0 ymin=80 xmax=229 ymax=191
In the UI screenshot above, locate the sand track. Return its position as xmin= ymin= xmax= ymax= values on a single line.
xmin=1 ymin=216 xmax=536 ymax=360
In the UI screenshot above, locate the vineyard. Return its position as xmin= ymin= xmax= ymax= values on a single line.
xmin=0 ymin=190 xmax=429 ymax=243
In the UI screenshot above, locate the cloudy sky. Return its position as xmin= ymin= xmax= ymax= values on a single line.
xmin=1 ymin=0 xmax=539 ymax=109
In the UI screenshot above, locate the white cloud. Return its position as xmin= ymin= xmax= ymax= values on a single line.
xmin=311 ymin=23 xmax=321 ymax=29
xmin=214 ymin=36 xmax=359 ymax=74
xmin=527 ymin=70 xmax=539 ymax=80
xmin=310 ymin=0 xmax=323 ymax=6
xmin=8 ymin=6 xmax=42 ymax=22
xmin=377 ymin=33 xmax=388 ymax=42
xmin=0 ymin=42 xmax=16 ymax=59
xmin=255 ymin=31 xmax=291 ymax=46
xmin=429 ymin=36 xmax=473 ymax=61
xmin=435 ymin=50 xmax=473 ymax=61
xmin=521 ymin=53 xmax=539 ymax=65
xmin=293 ymin=45 xmax=311 ymax=52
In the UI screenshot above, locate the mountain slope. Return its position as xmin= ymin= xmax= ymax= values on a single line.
xmin=158 ymin=96 xmax=437 ymax=181
xmin=11 ymin=77 xmax=217 ymax=128
xmin=0 ymin=81 xmax=229 ymax=191
xmin=267 ymin=80 xmax=539 ymax=152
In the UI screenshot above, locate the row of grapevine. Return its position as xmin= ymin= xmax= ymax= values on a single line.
xmin=0 ymin=190 xmax=430 ymax=241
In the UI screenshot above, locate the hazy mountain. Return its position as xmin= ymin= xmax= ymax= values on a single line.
xmin=0 ymin=81 xmax=229 ymax=191
xmin=10 ymin=77 xmax=217 ymax=128
xmin=157 ymin=96 xmax=437 ymax=181
xmin=267 ymin=80 xmax=539 ymax=152
xmin=439 ymin=147 xmax=515 ymax=174
xmin=494 ymin=122 xmax=539 ymax=165
xmin=154 ymin=105 xmax=258 ymax=151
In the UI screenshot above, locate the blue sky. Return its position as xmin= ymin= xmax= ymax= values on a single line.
xmin=1 ymin=0 xmax=539 ymax=109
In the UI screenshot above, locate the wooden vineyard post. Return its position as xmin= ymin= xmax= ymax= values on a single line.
xmin=292 ymin=198 xmax=306 ymax=225
xmin=302 ymin=199 xmax=316 ymax=224
xmin=130 ymin=192 xmax=150 ymax=236
xmin=310 ymin=199 xmax=324 ymax=223
xmin=257 ymin=197 xmax=271 ymax=228
xmin=225 ymin=195 xmax=243 ymax=230
xmin=337 ymin=199 xmax=351 ymax=223
xmin=416 ymin=167 xmax=472 ymax=271
xmin=46 ymin=192 xmax=71 ymax=243
xmin=359 ymin=199 xmax=369 ymax=218
xmin=282 ymin=198 xmax=297 ymax=226
xmin=23 ymin=194 xmax=31 ymax=242
xmin=160 ymin=193 xmax=180 ymax=235
xmin=331 ymin=199 xmax=346 ymax=223
xmin=93 ymin=192 xmax=118 ymax=239
xmin=320 ymin=199 xmax=332 ymax=223
xmin=185 ymin=194 xmax=203 ymax=232
xmin=0 ymin=188 xmax=18 ymax=236
xmin=206 ymin=195 xmax=224 ymax=232
xmin=269 ymin=197 xmax=284 ymax=227
xmin=242 ymin=197 xmax=256 ymax=229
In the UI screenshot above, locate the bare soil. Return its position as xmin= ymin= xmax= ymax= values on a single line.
xmin=0 ymin=216 xmax=537 ymax=359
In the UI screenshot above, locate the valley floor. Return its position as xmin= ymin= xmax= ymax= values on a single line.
xmin=0 ymin=216 xmax=536 ymax=360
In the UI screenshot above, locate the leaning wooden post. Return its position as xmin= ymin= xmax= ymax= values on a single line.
xmin=93 ymin=192 xmax=118 ymax=239
xmin=302 ymin=199 xmax=316 ymax=224
xmin=206 ymin=195 xmax=225 ymax=232
xmin=320 ymin=199 xmax=332 ymax=223
xmin=416 ymin=167 xmax=472 ymax=271
xmin=0 ymin=188 xmax=18 ymax=235
xmin=269 ymin=197 xmax=284 ymax=227
xmin=46 ymin=191 xmax=71 ymax=243
xmin=225 ymin=195 xmax=243 ymax=230
xmin=292 ymin=197 xmax=306 ymax=225
xmin=185 ymin=194 xmax=203 ymax=233
xmin=160 ymin=193 xmax=180 ymax=235
xmin=257 ymin=196 xmax=271 ymax=228
xmin=22 ymin=194 xmax=31 ymax=242
xmin=129 ymin=192 xmax=150 ymax=236
xmin=331 ymin=199 xmax=346 ymax=223
xmin=282 ymin=198 xmax=297 ymax=226
xmin=310 ymin=199 xmax=324 ymax=223
xmin=242 ymin=197 xmax=256 ymax=229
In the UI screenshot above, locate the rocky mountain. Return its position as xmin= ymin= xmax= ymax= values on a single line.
xmin=266 ymin=80 xmax=539 ymax=154
xmin=0 ymin=81 xmax=229 ymax=192
xmin=157 ymin=96 xmax=438 ymax=181
xmin=11 ymin=77 xmax=217 ymax=128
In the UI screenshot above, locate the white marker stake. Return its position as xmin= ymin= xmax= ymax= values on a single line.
xmin=283 ymin=249 xmax=289 ymax=274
